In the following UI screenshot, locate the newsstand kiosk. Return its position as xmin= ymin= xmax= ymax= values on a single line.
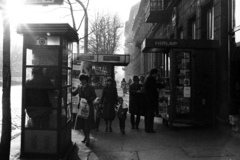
xmin=74 ymin=54 xmax=130 ymax=97
xmin=141 ymin=39 xmax=219 ymax=127
xmin=17 ymin=24 xmax=78 ymax=159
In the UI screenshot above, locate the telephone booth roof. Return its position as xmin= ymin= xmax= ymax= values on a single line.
xmin=17 ymin=23 xmax=78 ymax=42
xmin=141 ymin=39 xmax=219 ymax=53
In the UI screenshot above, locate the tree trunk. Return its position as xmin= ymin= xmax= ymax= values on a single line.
xmin=0 ymin=0 xmax=12 ymax=159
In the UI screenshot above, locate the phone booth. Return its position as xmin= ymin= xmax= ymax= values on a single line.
xmin=17 ymin=23 xmax=78 ymax=159
xmin=142 ymin=39 xmax=219 ymax=127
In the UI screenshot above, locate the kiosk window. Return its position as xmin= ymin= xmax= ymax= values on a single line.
xmin=176 ymin=52 xmax=191 ymax=114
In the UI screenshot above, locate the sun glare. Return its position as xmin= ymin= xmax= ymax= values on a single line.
xmin=6 ymin=0 xmax=41 ymax=25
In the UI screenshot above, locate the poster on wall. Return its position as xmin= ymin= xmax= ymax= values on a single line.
xmin=184 ymin=87 xmax=191 ymax=97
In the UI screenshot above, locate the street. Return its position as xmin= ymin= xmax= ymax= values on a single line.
xmin=0 ymin=85 xmax=22 ymax=140
xmin=2 ymin=85 xmax=240 ymax=160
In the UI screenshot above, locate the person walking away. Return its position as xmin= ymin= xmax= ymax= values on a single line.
xmin=121 ymin=78 xmax=127 ymax=97
xmin=100 ymin=77 xmax=118 ymax=132
xmin=129 ymin=76 xmax=143 ymax=129
xmin=72 ymin=74 xmax=96 ymax=146
xmin=116 ymin=97 xmax=128 ymax=135
xmin=144 ymin=68 xmax=164 ymax=133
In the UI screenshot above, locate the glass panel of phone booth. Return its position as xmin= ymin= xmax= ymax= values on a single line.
xmin=26 ymin=48 xmax=58 ymax=66
xmin=25 ymin=67 xmax=58 ymax=129
xmin=175 ymin=52 xmax=191 ymax=118
xmin=68 ymin=48 xmax=73 ymax=68
xmin=68 ymin=70 xmax=72 ymax=85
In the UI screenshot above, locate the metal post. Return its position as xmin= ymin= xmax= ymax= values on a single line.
xmin=76 ymin=0 xmax=88 ymax=54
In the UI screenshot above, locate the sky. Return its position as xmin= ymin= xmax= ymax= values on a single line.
xmin=2 ymin=0 xmax=140 ymax=81
xmin=5 ymin=0 xmax=140 ymax=28
xmin=4 ymin=0 xmax=140 ymax=53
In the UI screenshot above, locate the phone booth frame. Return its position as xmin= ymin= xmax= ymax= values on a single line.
xmin=142 ymin=39 xmax=219 ymax=127
xmin=17 ymin=23 xmax=78 ymax=159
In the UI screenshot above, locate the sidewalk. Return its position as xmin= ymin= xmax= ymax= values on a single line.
xmin=10 ymin=129 xmax=99 ymax=160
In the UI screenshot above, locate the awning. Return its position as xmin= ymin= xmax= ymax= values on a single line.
xmin=141 ymin=39 xmax=219 ymax=53
xmin=76 ymin=54 xmax=130 ymax=66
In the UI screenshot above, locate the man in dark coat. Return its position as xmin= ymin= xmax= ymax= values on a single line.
xmin=129 ymin=76 xmax=143 ymax=129
xmin=144 ymin=68 xmax=164 ymax=133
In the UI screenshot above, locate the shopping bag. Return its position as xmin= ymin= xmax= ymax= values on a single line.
xmin=77 ymin=98 xmax=89 ymax=119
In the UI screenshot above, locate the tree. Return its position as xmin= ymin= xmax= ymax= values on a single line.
xmin=0 ymin=0 xmax=12 ymax=159
xmin=65 ymin=0 xmax=89 ymax=54
xmin=88 ymin=12 xmax=123 ymax=55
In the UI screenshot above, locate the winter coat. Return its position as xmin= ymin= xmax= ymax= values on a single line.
xmin=116 ymin=102 xmax=128 ymax=120
xmin=101 ymin=85 xmax=118 ymax=120
xmin=72 ymin=84 xmax=96 ymax=131
xmin=145 ymin=75 xmax=165 ymax=110
xmin=129 ymin=83 xmax=145 ymax=115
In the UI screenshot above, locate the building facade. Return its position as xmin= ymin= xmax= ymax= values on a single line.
xmin=124 ymin=0 xmax=240 ymax=130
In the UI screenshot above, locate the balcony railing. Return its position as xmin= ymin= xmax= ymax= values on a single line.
xmin=145 ymin=0 xmax=169 ymax=23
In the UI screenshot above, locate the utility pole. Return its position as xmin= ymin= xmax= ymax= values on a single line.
xmin=0 ymin=0 xmax=12 ymax=158
xmin=76 ymin=0 xmax=88 ymax=55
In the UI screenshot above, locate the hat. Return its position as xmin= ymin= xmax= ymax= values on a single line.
xmin=133 ymin=76 xmax=139 ymax=81
xmin=79 ymin=74 xmax=89 ymax=82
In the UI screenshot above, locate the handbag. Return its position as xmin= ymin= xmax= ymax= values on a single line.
xmin=77 ymin=98 xmax=89 ymax=119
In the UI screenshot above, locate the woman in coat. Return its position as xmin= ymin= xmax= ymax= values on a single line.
xmin=72 ymin=74 xmax=96 ymax=146
xmin=100 ymin=77 xmax=118 ymax=132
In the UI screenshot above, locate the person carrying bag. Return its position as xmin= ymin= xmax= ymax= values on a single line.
xmin=77 ymin=98 xmax=89 ymax=119
xmin=72 ymin=74 xmax=96 ymax=146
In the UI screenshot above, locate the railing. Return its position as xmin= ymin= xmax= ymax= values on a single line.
xmin=145 ymin=0 xmax=164 ymax=22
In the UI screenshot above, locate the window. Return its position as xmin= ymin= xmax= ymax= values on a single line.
xmin=231 ymin=0 xmax=240 ymax=29
xmin=207 ymin=6 xmax=214 ymax=39
xmin=201 ymin=2 xmax=214 ymax=39
xmin=188 ymin=15 xmax=197 ymax=39
xmin=178 ymin=27 xmax=183 ymax=39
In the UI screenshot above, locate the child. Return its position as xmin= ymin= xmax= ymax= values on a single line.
xmin=93 ymin=97 xmax=102 ymax=131
xmin=116 ymin=97 xmax=128 ymax=135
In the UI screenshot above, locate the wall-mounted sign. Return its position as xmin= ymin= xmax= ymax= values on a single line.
xmin=103 ymin=56 xmax=120 ymax=61
xmin=24 ymin=0 xmax=64 ymax=5
xmin=77 ymin=54 xmax=130 ymax=66
xmin=78 ymin=55 xmax=95 ymax=61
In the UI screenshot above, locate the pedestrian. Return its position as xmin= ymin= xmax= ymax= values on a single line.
xmin=121 ymin=78 xmax=127 ymax=97
xmin=144 ymin=68 xmax=164 ymax=133
xmin=116 ymin=97 xmax=128 ymax=135
xmin=128 ymin=77 xmax=133 ymax=85
xmin=100 ymin=77 xmax=118 ymax=132
xmin=129 ymin=76 xmax=143 ymax=129
xmin=95 ymin=98 xmax=103 ymax=131
xmin=25 ymin=68 xmax=54 ymax=128
xmin=72 ymin=74 xmax=97 ymax=146
xmin=139 ymin=75 xmax=145 ymax=85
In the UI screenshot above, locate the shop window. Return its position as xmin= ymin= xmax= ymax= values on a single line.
xmin=231 ymin=0 xmax=240 ymax=45
xmin=188 ymin=15 xmax=197 ymax=39
xmin=178 ymin=27 xmax=183 ymax=39
xmin=201 ymin=2 xmax=214 ymax=40
xmin=231 ymin=0 xmax=240 ymax=29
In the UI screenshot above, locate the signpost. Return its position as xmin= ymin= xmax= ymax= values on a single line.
xmin=24 ymin=0 xmax=64 ymax=5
